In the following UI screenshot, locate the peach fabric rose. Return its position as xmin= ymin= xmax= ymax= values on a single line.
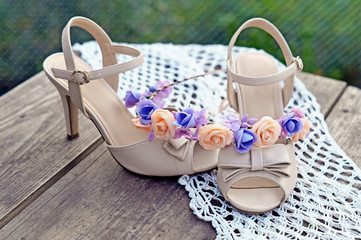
xmin=151 ymin=109 xmax=176 ymax=140
xmin=292 ymin=117 xmax=310 ymax=142
xmin=198 ymin=124 xmax=232 ymax=150
xmin=251 ymin=116 xmax=281 ymax=148
xmin=132 ymin=118 xmax=152 ymax=132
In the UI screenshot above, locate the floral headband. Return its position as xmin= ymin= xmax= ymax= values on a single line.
xmin=124 ymin=72 xmax=310 ymax=153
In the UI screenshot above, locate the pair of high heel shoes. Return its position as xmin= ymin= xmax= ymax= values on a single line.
xmin=44 ymin=17 xmax=306 ymax=214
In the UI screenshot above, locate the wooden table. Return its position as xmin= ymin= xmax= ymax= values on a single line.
xmin=0 ymin=72 xmax=360 ymax=239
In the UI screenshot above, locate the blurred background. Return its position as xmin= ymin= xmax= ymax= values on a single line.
xmin=0 ymin=0 xmax=360 ymax=95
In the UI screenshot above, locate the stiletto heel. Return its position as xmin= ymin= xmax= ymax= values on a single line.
xmin=43 ymin=16 xmax=218 ymax=176
xmin=59 ymin=91 xmax=79 ymax=140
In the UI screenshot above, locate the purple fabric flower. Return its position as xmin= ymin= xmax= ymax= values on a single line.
xmin=195 ymin=109 xmax=208 ymax=127
xmin=152 ymin=95 xmax=165 ymax=108
xmin=174 ymin=108 xmax=197 ymax=129
xmin=241 ymin=114 xmax=258 ymax=127
xmin=248 ymin=118 xmax=258 ymax=125
xmin=149 ymin=81 xmax=172 ymax=99
xmin=189 ymin=109 xmax=208 ymax=140
xmin=241 ymin=122 xmax=248 ymax=128
xmin=136 ymin=99 xmax=157 ymax=125
xmin=222 ymin=114 xmax=241 ymax=131
xmin=279 ymin=113 xmax=304 ymax=137
xmin=123 ymin=90 xmax=141 ymax=108
xmin=171 ymin=109 xmax=207 ymax=140
xmin=241 ymin=114 xmax=248 ymax=123
xmin=234 ymin=128 xmax=257 ymax=153
xmin=290 ymin=108 xmax=305 ymax=118
xmin=148 ymin=129 xmax=155 ymax=142
xmin=174 ymin=128 xmax=193 ymax=139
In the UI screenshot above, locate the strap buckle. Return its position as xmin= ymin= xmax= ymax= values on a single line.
xmin=71 ymin=70 xmax=89 ymax=85
xmin=293 ymin=56 xmax=303 ymax=71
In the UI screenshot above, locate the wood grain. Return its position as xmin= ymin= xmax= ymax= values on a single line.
xmin=0 ymin=72 xmax=102 ymax=227
xmin=2 ymin=145 xmax=216 ymax=240
xmin=0 ymin=145 xmax=107 ymax=238
xmin=0 ymin=70 xmax=352 ymax=239
xmin=326 ymin=86 xmax=361 ymax=166
xmin=296 ymin=72 xmax=347 ymax=117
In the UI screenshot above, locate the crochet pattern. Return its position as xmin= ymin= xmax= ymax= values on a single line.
xmin=74 ymin=42 xmax=361 ymax=239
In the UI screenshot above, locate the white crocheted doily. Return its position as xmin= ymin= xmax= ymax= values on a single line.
xmin=74 ymin=42 xmax=361 ymax=240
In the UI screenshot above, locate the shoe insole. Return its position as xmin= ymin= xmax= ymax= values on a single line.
xmin=235 ymin=52 xmax=283 ymax=119
xmin=45 ymin=53 xmax=217 ymax=171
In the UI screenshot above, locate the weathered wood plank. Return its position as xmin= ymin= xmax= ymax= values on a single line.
xmin=2 ymin=144 xmax=216 ymax=240
xmin=296 ymin=72 xmax=347 ymax=117
xmin=0 ymin=71 xmax=349 ymax=238
xmin=326 ymin=86 xmax=361 ymax=167
xmin=0 ymin=145 xmax=107 ymax=238
xmin=0 ymin=72 xmax=102 ymax=227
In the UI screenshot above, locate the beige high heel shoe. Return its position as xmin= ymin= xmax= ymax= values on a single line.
xmin=217 ymin=18 xmax=306 ymax=213
xmin=43 ymin=16 xmax=218 ymax=176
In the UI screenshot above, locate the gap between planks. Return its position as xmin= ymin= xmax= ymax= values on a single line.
xmin=0 ymin=71 xmax=348 ymax=236
xmin=1 ymin=144 xmax=217 ymax=240
xmin=0 ymin=72 xmax=102 ymax=228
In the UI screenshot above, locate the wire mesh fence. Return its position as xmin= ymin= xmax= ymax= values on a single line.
xmin=0 ymin=0 xmax=360 ymax=95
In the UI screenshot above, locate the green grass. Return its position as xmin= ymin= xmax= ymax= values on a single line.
xmin=0 ymin=0 xmax=360 ymax=95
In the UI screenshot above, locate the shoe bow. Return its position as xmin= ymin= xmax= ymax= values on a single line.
xmin=163 ymin=137 xmax=196 ymax=161
xmin=218 ymin=144 xmax=291 ymax=182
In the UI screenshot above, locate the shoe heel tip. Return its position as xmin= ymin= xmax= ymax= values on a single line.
xmin=67 ymin=133 xmax=79 ymax=140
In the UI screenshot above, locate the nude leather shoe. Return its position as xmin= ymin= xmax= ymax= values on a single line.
xmin=217 ymin=18 xmax=304 ymax=213
xmin=43 ymin=16 xmax=218 ymax=176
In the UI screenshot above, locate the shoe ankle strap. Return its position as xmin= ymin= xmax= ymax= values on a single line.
xmin=51 ymin=17 xmax=143 ymax=115
xmin=51 ymin=43 xmax=143 ymax=83
xmin=227 ymin=18 xmax=303 ymax=111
